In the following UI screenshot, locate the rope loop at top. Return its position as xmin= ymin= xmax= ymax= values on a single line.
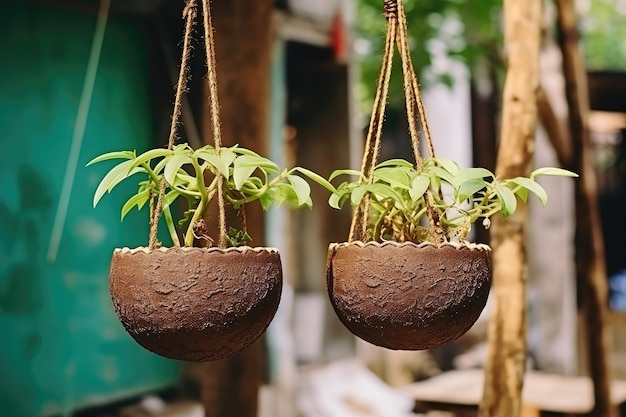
xmin=348 ymin=0 xmax=441 ymax=243
xmin=384 ymin=0 xmax=398 ymax=20
xmin=183 ymin=1 xmax=194 ymax=18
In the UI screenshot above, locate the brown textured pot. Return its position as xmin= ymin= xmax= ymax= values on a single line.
xmin=109 ymin=246 xmax=282 ymax=361
xmin=326 ymin=241 xmax=491 ymax=350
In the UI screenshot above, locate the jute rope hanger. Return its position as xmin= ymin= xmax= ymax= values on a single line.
xmin=149 ymin=0 xmax=228 ymax=250
xmin=348 ymin=0 xmax=441 ymax=243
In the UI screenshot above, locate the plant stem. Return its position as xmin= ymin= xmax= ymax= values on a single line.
xmin=372 ymin=200 xmax=395 ymax=241
xmin=181 ymin=157 xmax=210 ymax=247
xmin=191 ymin=156 xmax=209 ymax=202
xmin=163 ymin=206 xmax=181 ymax=246
xmin=184 ymin=200 xmax=206 ymax=246
xmin=141 ymin=162 xmax=161 ymax=184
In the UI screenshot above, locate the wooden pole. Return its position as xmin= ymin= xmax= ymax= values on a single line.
xmin=553 ymin=1 xmax=615 ymax=416
xmin=199 ymin=1 xmax=274 ymax=416
xmin=478 ymin=0 xmax=542 ymax=416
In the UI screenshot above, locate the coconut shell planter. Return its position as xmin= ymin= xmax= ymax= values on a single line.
xmin=109 ymin=246 xmax=282 ymax=362
xmin=321 ymin=0 xmax=576 ymax=351
xmin=89 ymin=0 xmax=339 ymax=362
xmin=326 ymin=241 xmax=491 ymax=350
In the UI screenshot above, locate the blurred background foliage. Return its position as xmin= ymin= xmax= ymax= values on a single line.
xmin=582 ymin=0 xmax=626 ymax=71
xmin=354 ymin=0 xmax=626 ymax=112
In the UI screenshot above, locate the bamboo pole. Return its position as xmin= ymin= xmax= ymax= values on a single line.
xmin=478 ymin=0 xmax=542 ymax=416
xmin=553 ymin=1 xmax=615 ymax=416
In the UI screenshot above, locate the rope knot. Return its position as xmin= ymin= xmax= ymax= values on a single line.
xmin=183 ymin=0 xmax=196 ymax=19
xmin=384 ymin=0 xmax=398 ymax=20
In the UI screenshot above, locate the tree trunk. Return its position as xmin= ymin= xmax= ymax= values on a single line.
xmin=478 ymin=1 xmax=542 ymax=416
xmin=553 ymin=1 xmax=615 ymax=416
xmin=200 ymin=1 xmax=274 ymax=416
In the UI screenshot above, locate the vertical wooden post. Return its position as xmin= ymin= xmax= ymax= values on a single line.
xmin=478 ymin=0 xmax=542 ymax=416
xmin=199 ymin=1 xmax=274 ymax=416
xmin=553 ymin=1 xmax=615 ymax=416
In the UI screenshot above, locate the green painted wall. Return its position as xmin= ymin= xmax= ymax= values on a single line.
xmin=0 ymin=4 xmax=180 ymax=416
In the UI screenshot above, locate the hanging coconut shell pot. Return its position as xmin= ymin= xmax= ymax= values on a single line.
xmin=326 ymin=241 xmax=491 ymax=350
xmin=325 ymin=0 xmax=493 ymax=351
xmin=93 ymin=0 xmax=288 ymax=362
xmin=109 ymin=246 xmax=282 ymax=361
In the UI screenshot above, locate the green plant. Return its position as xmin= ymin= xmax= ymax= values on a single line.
xmin=328 ymin=157 xmax=578 ymax=244
xmin=88 ymin=143 xmax=333 ymax=247
xmin=330 ymin=1 xmax=578 ymax=246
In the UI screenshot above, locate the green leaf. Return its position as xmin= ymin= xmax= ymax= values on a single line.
xmin=219 ymin=149 xmax=237 ymax=170
xmin=329 ymin=192 xmax=343 ymax=209
xmin=434 ymin=158 xmax=460 ymax=176
xmin=287 ymin=174 xmax=311 ymax=206
xmin=429 ymin=174 xmax=442 ymax=193
xmin=293 ymin=167 xmax=336 ymax=192
xmin=153 ymin=157 xmax=168 ymax=175
xmin=87 ymin=150 xmax=135 ymax=166
xmin=329 ymin=169 xmax=363 ymax=182
xmin=328 ymin=182 xmax=353 ymax=209
xmin=259 ymin=192 xmax=273 ymax=210
xmin=409 ymin=175 xmax=430 ymax=200
xmin=239 ymin=176 xmax=264 ymax=192
xmin=272 ymin=183 xmax=298 ymax=207
xmin=231 ymin=146 xmax=261 ymax=157
xmin=196 ymin=148 xmax=229 ymax=178
xmin=233 ymin=156 xmax=259 ymax=190
xmin=129 ymin=148 xmax=173 ymax=170
xmin=164 ymin=153 xmax=190 ymax=185
xmin=508 ymin=177 xmax=548 ymax=205
xmin=531 ymin=167 xmax=578 ymax=179
xmin=350 ymin=184 xmax=369 ymax=206
xmin=374 ymin=159 xmax=414 ymax=169
xmin=362 ymin=183 xmax=407 ymax=211
xmin=121 ymin=188 xmax=151 ymax=220
xmin=373 ymin=167 xmax=411 ymax=189
xmin=233 ymin=153 xmax=279 ymax=173
xmin=93 ymin=160 xmax=138 ymax=207
xmin=515 ymin=186 xmax=529 ymax=203
xmin=172 ymin=173 xmax=196 ymax=188
xmin=428 ymin=166 xmax=456 ymax=184
xmin=457 ymin=178 xmax=487 ymax=202
xmin=453 ymin=167 xmax=494 ymax=188
xmin=163 ymin=189 xmax=180 ymax=208
xmin=495 ymin=183 xmax=517 ymax=219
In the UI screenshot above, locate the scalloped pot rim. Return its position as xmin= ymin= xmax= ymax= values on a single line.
xmin=328 ymin=240 xmax=492 ymax=252
xmin=113 ymin=246 xmax=280 ymax=255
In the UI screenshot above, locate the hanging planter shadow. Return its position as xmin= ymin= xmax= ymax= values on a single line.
xmin=326 ymin=241 xmax=491 ymax=350
xmin=110 ymin=246 xmax=282 ymax=362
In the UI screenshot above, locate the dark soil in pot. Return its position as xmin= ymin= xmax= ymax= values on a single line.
xmin=326 ymin=241 xmax=491 ymax=350
xmin=109 ymin=246 xmax=282 ymax=362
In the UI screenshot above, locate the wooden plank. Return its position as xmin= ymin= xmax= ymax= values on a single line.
xmin=403 ymin=370 xmax=626 ymax=414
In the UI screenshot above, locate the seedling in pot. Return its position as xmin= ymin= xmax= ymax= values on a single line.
xmin=88 ymin=143 xmax=333 ymax=248
xmin=328 ymin=158 xmax=577 ymax=245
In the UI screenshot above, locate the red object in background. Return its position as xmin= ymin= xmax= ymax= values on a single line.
xmin=331 ymin=10 xmax=348 ymax=64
